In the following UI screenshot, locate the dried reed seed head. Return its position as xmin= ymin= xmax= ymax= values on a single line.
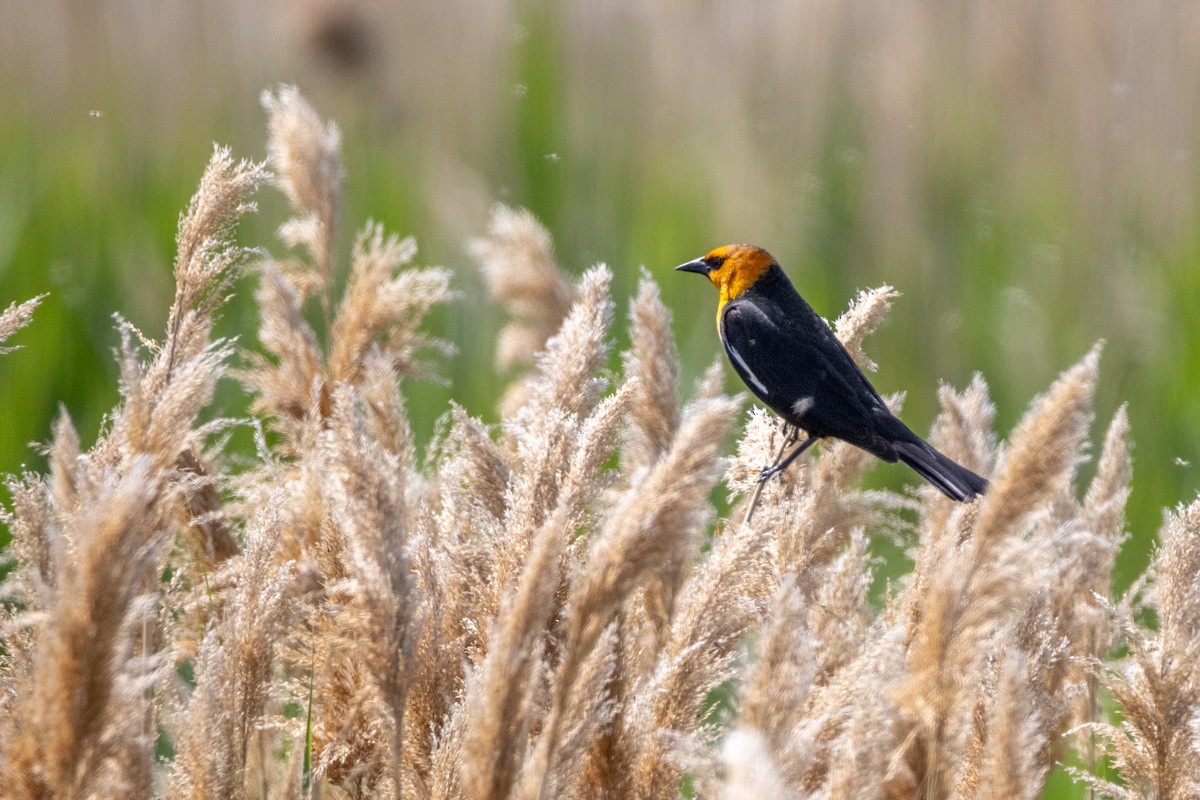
xmin=328 ymin=226 xmax=418 ymax=380
xmin=47 ymin=408 xmax=80 ymax=521
xmin=671 ymin=516 xmax=776 ymax=665
xmin=1153 ymin=499 xmax=1200 ymax=666
xmin=459 ymin=503 xmax=573 ymax=800
xmin=471 ymin=204 xmax=575 ymax=379
xmin=892 ymin=467 xmax=1084 ymax=794
xmin=808 ymin=529 xmax=871 ymax=675
xmin=526 ymin=386 xmax=733 ymax=780
xmin=0 ymin=294 xmax=45 ymax=353
xmin=621 ymin=273 xmax=681 ymax=471
xmin=972 ymin=344 xmax=1101 ymax=554
xmin=620 ymin=520 xmax=776 ymax=799
xmin=978 ymin=650 xmax=1053 ymax=799
xmin=323 ymin=386 xmax=409 ymax=583
xmin=519 ymin=622 xmax=620 ymax=800
xmin=329 ymin=223 xmax=455 ymax=385
xmin=567 ymin=390 xmax=741 ymax=680
xmin=172 ymin=147 xmax=267 ymax=295
xmin=318 ymin=396 xmax=417 ymax=787
xmin=1083 ymin=404 xmax=1132 ymax=544
xmin=811 ymin=430 xmax=879 ymax=496
xmin=243 ymin=259 xmax=326 ymax=436
xmin=694 ymin=358 xmax=728 ymax=401
xmin=153 ymin=147 xmax=267 ymax=405
xmin=1044 ymin=406 xmax=1133 ymax=738
xmin=495 ymin=326 xmax=550 ymax=379
xmin=470 ymin=204 xmax=573 ymax=323
xmin=169 ymin=505 xmax=295 ymax=799
xmin=262 ymin=85 xmax=343 ymax=281
xmin=447 ymin=276 xmax=637 ymax=793
xmin=436 ymin=403 xmax=511 ymax=523
xmin=175 ymin=448 xmax=241 ymax=564
xmin=805 ymin=427 xmax=897 ymax=555
xmin=719 ymin=729 xmax=793 ymax=800
xmin=833 ymin=284 xmax=899 ymax=372
xmin=497 ymin=405 xmax=579 ymax=564
xmin=558 ymin=380 xmax=637 ymax=521
xmin=508 ymin=265 xmax=614 ymax=434
xmin=739 ymin=576 xmax=817 ymax=735
xmin=931 ymin=373 xmax=997 ymax=476
xmin=463 ymin=501 xmax=580 ymax=800
xmin=807 ymin=624 xmax=911 ymax=792
xmin=142 ymin=342 xmax=233 ymax=467
xmin=2 ymin=472 xmax=58 ymax=611
xmin=7 ymin=457 xmax=171 ymax=796
xmin=359 ymin=348 xmax=417 ymax=473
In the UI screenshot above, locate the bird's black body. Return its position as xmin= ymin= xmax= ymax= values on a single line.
xmin=680 ymin=248 xmax=988 ymax=502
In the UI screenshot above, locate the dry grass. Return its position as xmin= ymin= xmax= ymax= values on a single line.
xmin=1 ymin=87 xmax=1195 ymax=800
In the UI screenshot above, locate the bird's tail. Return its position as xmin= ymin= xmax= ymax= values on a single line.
xmin=893 ymin=439 xmax=988 ymax=502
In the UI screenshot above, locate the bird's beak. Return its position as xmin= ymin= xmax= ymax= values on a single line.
xmin=674 ymin=257 xmax=710 ymax=275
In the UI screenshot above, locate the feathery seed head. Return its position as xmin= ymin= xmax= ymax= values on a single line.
xmin=0 ymin=295 xmax=45 ymax=354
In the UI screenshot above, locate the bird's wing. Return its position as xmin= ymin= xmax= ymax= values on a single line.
xmin=721 ymin=296 xmax=895 ymax=450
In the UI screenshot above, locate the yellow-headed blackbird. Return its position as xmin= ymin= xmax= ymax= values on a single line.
xmin=677 ymin=244 xmax=988 ymax=502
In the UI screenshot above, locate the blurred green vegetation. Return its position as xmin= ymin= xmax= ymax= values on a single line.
xmin=2 ymin=3 xmax=1199 ymax=794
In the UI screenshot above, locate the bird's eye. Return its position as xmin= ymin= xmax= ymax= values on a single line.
xmin=706 ymin=256 xmax=726 ymax=271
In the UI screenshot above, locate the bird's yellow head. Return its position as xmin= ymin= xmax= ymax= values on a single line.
xmin=675 ymin=244 xmax=778 ymax=320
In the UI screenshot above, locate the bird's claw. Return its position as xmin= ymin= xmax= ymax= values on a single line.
xmin=758 ymin=464 xmax=783 ymax=484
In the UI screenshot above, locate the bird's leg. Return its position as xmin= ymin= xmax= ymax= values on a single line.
xmin=743 ymin=424 xmax=806 ymax=527
xmin=760 ymin=422 xmax=798 ymax=475
xmin=758 ymin=434 xmax=817 ymax=483
xmin=779 ymin=420 xmax=799 ymax=447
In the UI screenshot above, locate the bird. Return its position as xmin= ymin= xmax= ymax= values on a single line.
xmin=676 ymin=243 xmax=988 ymax=502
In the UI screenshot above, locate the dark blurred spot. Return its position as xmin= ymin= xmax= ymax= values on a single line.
xmin=307 ymin=4 xmax=374 ymax=73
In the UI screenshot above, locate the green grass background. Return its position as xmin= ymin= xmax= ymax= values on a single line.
xmin=1 ymin=3 xmax=1197 ymax=794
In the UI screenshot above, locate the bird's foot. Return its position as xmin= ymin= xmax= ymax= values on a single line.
xmin=758 ymin=463 xmax=785 ymax=484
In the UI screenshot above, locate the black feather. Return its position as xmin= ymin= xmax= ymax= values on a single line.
xmin=893 ymin=440 xmax=988 ymax=501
